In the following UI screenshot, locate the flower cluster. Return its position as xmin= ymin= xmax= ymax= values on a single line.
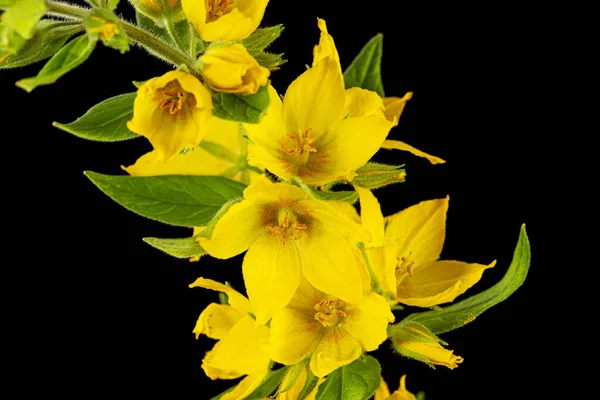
xmin=3 ymin=0 xmax=530 ymax=398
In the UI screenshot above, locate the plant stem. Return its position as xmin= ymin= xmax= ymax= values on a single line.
xmin=46 ymin=1 xmax=196 ymax=68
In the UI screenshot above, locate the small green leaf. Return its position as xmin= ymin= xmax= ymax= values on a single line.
xmin=297 ymin=369 xmax=319 ymax=400
xmin=343 ymin=33 xmax=385 ymax=97
xmin=405 ymin=224 xmax=531 ymax=334
xmin=315 ymin=356 xmax=381 ymax=400
xmin=16 ymin=35 xmax=96 ymax=92
xmin=210 ymin=84 xmax=270 ymax=124
xmin=142 ymin=236 xmax=207 ymax=259
xmin=244 ymin=367 xmax=289 ymax=399
xmin=53 ymin=92 xmax=138 ymax=142
xmin=242 ymin=25 xmax=283 ymax=53
xmin=1 ymin=0 xmax=46 ymax=39
xmin=1 ymin=21 xmax=83 ymax=69
xmin=84 ymin=172 xmax=246 ymax=227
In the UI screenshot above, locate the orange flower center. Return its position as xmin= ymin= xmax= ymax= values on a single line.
xmin=264 ymin=199 xmax=310 ymax=244
xmin=314 ymin=299 xmax=347 ymax=328
xmin=396 ymin=253 xmax=415 ymax=279
xmin=155 ymin=80 xmax=196 ymax=116
xmin=205 ymin=0 xmax=235 ymax=22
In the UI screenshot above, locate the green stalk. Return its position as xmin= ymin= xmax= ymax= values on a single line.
xmin=46 ymin=1 xmax=196 ymax=68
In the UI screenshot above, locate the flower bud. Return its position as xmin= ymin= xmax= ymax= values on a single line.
xmin=200 ymin=43 xmax=270 ymax=95
xmin=352 ymin=162 xmax=406 ymax=190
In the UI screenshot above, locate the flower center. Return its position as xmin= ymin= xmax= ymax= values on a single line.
xmin=205 ymin=0 xmax=235 ymax=22
xmin=266 ymin=208 xmax=308 ymax=244
xmin=314 ymin=299 xmax=347 ymax=328
xmin=155 ymin=80 xmax=196 ymax=116
xmin=396 ymin=252 xmax=415 ymax=279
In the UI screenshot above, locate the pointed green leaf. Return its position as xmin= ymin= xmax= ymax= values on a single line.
xmin=53 ymin=92 xmax=138 ymax=142
xmin=210 ymin=84 xmax=270 ymax=124
xmin=1 ymin=21 xmax=84 ymax=69
xmin=84 ymin=172 xmax=246 ymax=227
xmin=242 ymin=25 xmax=283 ymax=52
xmin=244 ymin=367 xmax=289 ymax=399
xmin=315 ymin=356 xmax=381 ymax=400
xmin=297 ymin=369 xmax=319 ymax=400
xmin=254 ymin=51 xmax=286 ymax=70
xmin=343 ymin=33 xmax=384 ymax=97
xmin=143 ymin=236 xmax=207 ymax=259
xmin=16 ymin=35 xmax=96 ymax=92
xmin=405 ymin=224 xmax=531 ymax=334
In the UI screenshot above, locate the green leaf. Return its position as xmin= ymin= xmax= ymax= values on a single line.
xmin=242 ymin=25 xmax=283 ymax=53
xmin=84 ymin=172 xmax=246 ymax=227
xmin=315 ymin=356 xmax=381 ymax=400
xmin=210 ymin=387 xmax=235 ymax=400
xmin=1 ymin=21 xmax=84 ymax=69
xmin=16 ymin=35 xmax=97 ymax=92
xmin=254 ymin=51 xmax=286 ymax=70
xmin=142 ymin=236 xmax=207 ymax=259
xmin=244 ymin=367 xmax=289 ymax=399
xmin=135 ymin=11 xmax=204 ymax=57
xmin=1 ymin=0 xmax=46 ymax=39
xmin=53 ymin=92 xmax=138 ymax=142
xmin=279 ymin=358 xmax=310 ymax=394
xmin=343 ymin=33 xmax=384 ymax=97
xmin=405 ymin=224 xmax=531 ymax=334
xmin=297 ymin=369 xmax=319 ymax=400
xmin=210 ymin=84 xmax=270 ymax=124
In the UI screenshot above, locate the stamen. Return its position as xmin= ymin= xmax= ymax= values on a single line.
xmin=314 ymin=299 xmax=348 ymax=327
xmin=206 ymin=0 xmax=235 ymax=22
xmin=396 ymin=252 xmax=416 ymax=279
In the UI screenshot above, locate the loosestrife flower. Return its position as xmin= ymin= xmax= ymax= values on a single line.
xmin=127 ymin=70 xmax=213 ymax=162
xmin=355 ymin=187 xmax=496 ymax=307
xmin=201 ymin=180 xmax=371 ymax=324
xmin=265 ymin=277 xmax=394 ymax=377
xmin=375 ymin=376 xmax=417 ymax=400
xmin=124 ymin=116 xmax=262 ymax=185
xmin=182 ymin=0 xmax=269 ymax=42
xmin=189 ymin=278 xmax=271 ymax=399
xmin=200 ymin=43 xmax=270 ymax=95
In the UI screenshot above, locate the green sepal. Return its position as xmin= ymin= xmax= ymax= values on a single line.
xmin=278 ymin=358 xmax=310 ymax=394
xmin=388 ymin=320 xmax=447 ymax=345
xmin=1 ymin=20 xmax=84 ymax=69
xmin=196 ymin=198 xmax=243 ymax=240
xmin=84 ymin=172 xmax=246 ymax=227
xmin=297 ymin=369 xmax=319 ymax=400
xmin=241 ymin=25 xmax=286 ymax=70
xmin=16 ymin=34 xmax=97 ymax=92
xmin=107 ymin=0 xmax=120 ymax=10
xmin=352 ymin=162 xmax=406 ymax=190
xmin=391 ymin=343 xmax=436 ymax=370
xmin=244 ymin=367 xmax=290 ymax=399
xmin=1 ymin=24 xmax=27 ymax=58
xmin=343 ymin=33 xmax=385 ymax=97
xmin=294 ymin=177 xmax=358 ymax=204
xmin=135 ymin=10 xmax=203 ymax=56
xmin=142 ymin=236 xmax=207 ymax=259
xmin=84 ymin=8 xmax=130 ymax=54
xmin=404 ymin=224 xmax=531 ymax=334
xmin=254 ymin=51 xmax=286 ymax=70
xmin=210 ymin=84 xmax=270 ymax=124
xmin=53 ymin=92 xmax=138 ymax=142
xmin=1 ymin=0 xmax=46 ymax=39
xmin=315 ymin=355 xmax=381 ymax=400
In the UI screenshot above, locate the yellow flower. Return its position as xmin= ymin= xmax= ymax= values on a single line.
xmin=182 ymin=0 xmax=269 ymax=42
xmin=201 ymin=180 xmax=372 ymax=324
xmin=375 ymin=376 xmax=417 ymax=400
xmin=123 ymin=116 xmax=262 ymax=185
xmin=355 ymin=187 xmax=496 ymax=307
xmin=391 ymin=324 xmax=463 ymax=370
xmin=87 ymin=17 xmax=119 ymax=41
xmin=269 ymin=366 xmax=325 ymax=400
xmin=189 ymin=278 xmax=271 ymax=399
xmin=265 ymin=277 xmax=394 ymax=377
xmin=201 ymin=43 xmax=270 ymax=95
xmin=127 ymin=70 xmax=213 ymax=163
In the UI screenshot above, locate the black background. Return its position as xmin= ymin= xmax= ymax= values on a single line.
xmin=3 ymin=1 xmax=548 ymax=398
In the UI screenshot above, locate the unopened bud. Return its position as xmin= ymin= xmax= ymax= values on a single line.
xmin=84 ymin=9 xmax=130 ymax=54
xmin=352 ymin=162 xmax=406 ymax=190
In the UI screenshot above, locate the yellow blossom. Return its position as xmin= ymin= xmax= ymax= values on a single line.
xmin=201 ymin=43 xmax=270 ymax=95
xmin=391 ymin=324 xmax=463 ymax=370
xmin=123 ymin=116 xmax=262 ymax=185
xmin=355 ymin=187 xmax=495 ymax=307
xmin=189 ymin=278 xmax=271 ymax=399
xmin=182 ymin=0 xmax=269 ymax=42
xmin=201 ymin=180 xmax=372 ymax=324
xmin=376 ymin=376 xmax=418 ymax=400
xmin=244 ymin=20 xmax=393 ymax=186
xmin=127 ymin=70 xmax=213 ymax=163
xmin=265 ymin=277 xmax=394 ymax=377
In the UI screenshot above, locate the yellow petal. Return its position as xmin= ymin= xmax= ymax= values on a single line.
xmin=313 ymin=18 xmax=340 ymax=69
xmin=309 ymin=327 xmax=362 ymax=377
xmin=385 ymin=196 xmax=449 ymax=265
xmin=189 ymin=277 xmax=251 ymax=314
xmin=193 ymin=303 xmax=245 ymax=340
xmin=366 ymin=244 xmax=398 ymax=296
xmin=202 ymin=315 xmax=271 ymax=379
xmin=332 ymin=202 xmax=361 ymax=224
xmin=283 ymin=55 xmax=345 ymax=142
xmin=396 ymin=260 xmax=496 ymax=307
xmin=355 ymin=186 xmax=385 ymax=246
xmin=243 ymin=179 xmax=308 ymax=204
xmin=383 ymin=93 xmax=413 ymax=126
xmin=373 ymin=378 xmax=391 ymax=400
xmin=345 ymin=87 xmax=386 ymax=119
xmin=399 ymin=340 xmax=463 ymax=370
xmin=198 ymin=8 xmax=254 ymax=42
xmin=343 ymin=292 xmax=394 ymax=351
xmin=266 ymin=307 xmax=323 ymax=365
xmin=221 ymin=371 xmax=269 ymax=400
xmin=123 ymin=147 xmax=230 ymax=177
xmin=286 ymin=274 xmax=328 ymax=314
xmin=381 ymin=140 xmax=446 ymax=165
xmin=388 ymin=375 xmax=417 ymax=400
xmin=243 ymin=235 xmax=302 ymax=324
